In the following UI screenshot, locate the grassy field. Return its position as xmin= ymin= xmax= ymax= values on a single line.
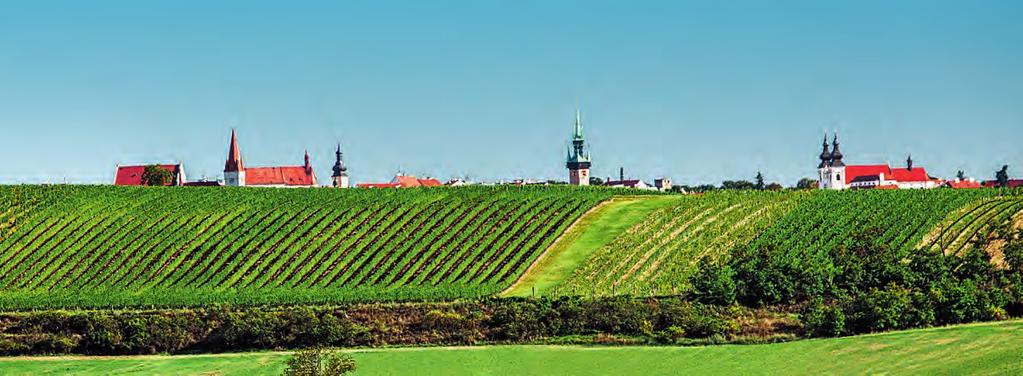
xmin=2 ymin=319 xmax=1020 ymax=375
xmin=504 ymin=196 xmax=682 ymax=297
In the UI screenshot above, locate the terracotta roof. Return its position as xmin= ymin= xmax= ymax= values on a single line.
xmin=843 ymin=164 xmax=936 ymax=185
xmin=357 ymin=182 xmax=401 ymax=188
xmin=982 ymin=179 xmax=1023 ymax=188
xmin=843 ymin=165 xmax=891 ymax=184
xmin=114 ymin=164 xmax=181 ymax=186
xmin=245 ymin=166 xmax=316 ymax=186
xmin=889 ymin=167 xmax=932 ymax=182
xmin=418 ymin=178 xmax=443 ymax=187
xmin=945 ymin=180 xmax=982 ymax=189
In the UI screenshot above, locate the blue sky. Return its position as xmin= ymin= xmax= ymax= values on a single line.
xmin=1 ymin=0 xmax=1020 ymax=185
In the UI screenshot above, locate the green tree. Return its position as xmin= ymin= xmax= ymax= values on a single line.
xmin=995 ymin=165 xmax=1010 ymax=188
xmin=283 ymin=348 xmax=357 ymax=376
xmin=140 ymin=165 xmax=174 ymax=186
xmin=721 ymin=180 xmax=755 ymax=190
xmin=754 ymin=172 xmax=765 ymax=190
xmin=588 ymin=176 xmax=604 ymax=186
xmin=796 ymin=178 xmax=818 ymax=190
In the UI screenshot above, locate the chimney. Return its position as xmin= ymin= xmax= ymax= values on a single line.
xmin=620 ymin=167 xmax=624 ymax=182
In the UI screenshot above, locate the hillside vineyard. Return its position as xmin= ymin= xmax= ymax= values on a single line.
xmin=0 ymin=186 xmax=611 ymax=308
xmin=559 ymin=189 xmax=1022 ymax=296
xmin=0 ymin=186 xmax=1020 ymax=309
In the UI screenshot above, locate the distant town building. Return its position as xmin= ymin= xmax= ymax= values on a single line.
xmin=944 ymin=178 xmax=982 ymax=189
xmin=654 ymin=178 xmax=673 ymax=191
xmin=331 ymin=143 xmax=349 ymax=188
xmin=816 ymin=133 xmax=940 ymax=190
xmin=982 ymin=179 xmax=1023 ymax=188
xmin=114 ymin=164 xmax=185 ymax=186
xmin=605 ymin=167 xmax=655 ymax=190
xmin=356 ymin=173 xmax=442 ymax=188
xmin=446 ymin=178 xmax=469 ymax=186
xmin=223 ymin=129 xmax=317 ymax=188
xmin=566 ymin=110 xmax=591 ymax=186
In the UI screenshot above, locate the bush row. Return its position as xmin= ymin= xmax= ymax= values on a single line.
xmin=0 ymin=297 xmax=780 ymax=356
xmin=692 ymin=224 xmax=1023 ymax=336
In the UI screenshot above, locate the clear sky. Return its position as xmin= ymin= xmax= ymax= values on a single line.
xmin=1 ymin=0 xmax=1020 ymax=186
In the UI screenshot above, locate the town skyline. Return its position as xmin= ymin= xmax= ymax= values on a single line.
xmin=1 ymin=1 xmax=1020 ymax=185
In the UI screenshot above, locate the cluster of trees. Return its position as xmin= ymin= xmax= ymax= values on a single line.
xmin=677 ymin=172 xmax=789 ymax=193
xmin=690 ymin=222 xmax=1023 ymax=336
xmin=0 ymin=297 xmax=765 ymax=356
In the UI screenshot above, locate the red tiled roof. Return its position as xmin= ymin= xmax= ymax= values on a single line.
xmin=418 ymin=178 xmax=442 ymax=187
xmin=392 ymin=175 xmax=422 ymax=188
xmin=843 ymin=165 xmax=891 ymax=184
xmin=245 ymin=166 xmax=316 ymax=186
xmin=889 ymin=167 xmax=932 ymax=182
xmin=945 ymin=180 xmax=982 ymax=189
xmin=357 ymin=182 xmax=401 ymax=188
xmin=982 ymin=179 xmax=1023 ymax=188
xmin=114 ymin=164 xmax=181 ymax=186
xmin=844 ymin=164 xmax=936 ymax=185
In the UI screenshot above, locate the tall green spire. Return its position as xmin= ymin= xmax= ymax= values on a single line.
xmin=573 ymin=109 xmax=583 ymax=140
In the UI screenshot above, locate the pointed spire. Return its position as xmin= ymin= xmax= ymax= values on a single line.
xmin=333 ymin=141 xmax=347 ymax=177
xmin=573 ymin=109 xmax=583 ymax=140
xmin=829 ymin=130 xmax=845 ymax=167
xmin=224 ymin=128 xmax=244 ymax=172
xmin=818 ymin=131 xmax=831 ymax=168
xmin=906 ymin=154 xmax=913 ymax=170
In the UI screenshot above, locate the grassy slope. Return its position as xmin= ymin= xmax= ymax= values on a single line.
xmin=2 ymin=320 xmax=1020 ymax=375
xmin=561 ymin=191 xmax=806 ymax=295
xmin=504 ymin=196 xmax=682 ymax=297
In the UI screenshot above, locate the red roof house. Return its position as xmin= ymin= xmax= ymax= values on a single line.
xmin=357 ymin=174 xmax=442 ymax=188
xmin=114 ymin=164 xmax=185 ymax=186
xmin=222 ymin=130 xmax=317 ymax=187
xmin=982 ymin=179 xmax=1023 ymax=188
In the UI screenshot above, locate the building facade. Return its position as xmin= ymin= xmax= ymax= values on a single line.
xmin=223 ymin=129 xmax=317 ymax=188
xmin=114 ymin=164 xmax=186 ymax=186
xmin=331 ymin=143 xmax=349 ymax=188
xmin=566 ymin=110 xmax=591 ymax=186
xmin=817 ymin=133 xmax=940 ymax=190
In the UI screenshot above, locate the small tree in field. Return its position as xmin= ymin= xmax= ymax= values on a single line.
xmin=796 ymin=178 xmax=818 ymax=190
xmin=141 ymin=165 xmax=174 ymax=186
xmin=283 ymin=348 xmax=357 ymax=376
xmin=995 ymin=165 xmax=1010 ymax=188
xmin=754 ymin=172 xmax=766 ymax=190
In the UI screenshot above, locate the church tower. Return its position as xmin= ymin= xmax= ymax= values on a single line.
xmin=331 ymin=143 xmax=349 ymax=188
xmin=224 ymin=129 xmax=246 ymax=186
xmin=565 ymin=110 xmax=591 ymax=186
xmin=817 ymin=132 xmax=847 ymax=190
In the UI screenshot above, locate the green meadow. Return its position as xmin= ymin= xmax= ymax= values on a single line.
xmin=2 ymin=319 xmax=1020 ymax=375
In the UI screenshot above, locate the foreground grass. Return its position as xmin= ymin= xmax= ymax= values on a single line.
xmin=2 ymin=319 xmax=1021 ymax=375
xmin=504 ymin=196 xmax=682 ymax=297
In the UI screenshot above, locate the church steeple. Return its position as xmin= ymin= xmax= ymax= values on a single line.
xmin=332 ymin=142 xmax=350 ymax=188
xmin=565 ymin=109 xmax=592 ymax=186
xmin=829 ymin=132 xmax=845 ymax=167
xmin=818 ymin=132 xmax=831 ymax=168
xmin=224 ymin=129 xmax=244 ymax=172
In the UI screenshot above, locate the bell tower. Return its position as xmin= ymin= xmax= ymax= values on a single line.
xmin=565 ymin=110 xmax=591 ymax=186
xmin=332 ymin=142 xmax=350 ymax=188
xmin=224 ymin=129 xmax=246 ymax=186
